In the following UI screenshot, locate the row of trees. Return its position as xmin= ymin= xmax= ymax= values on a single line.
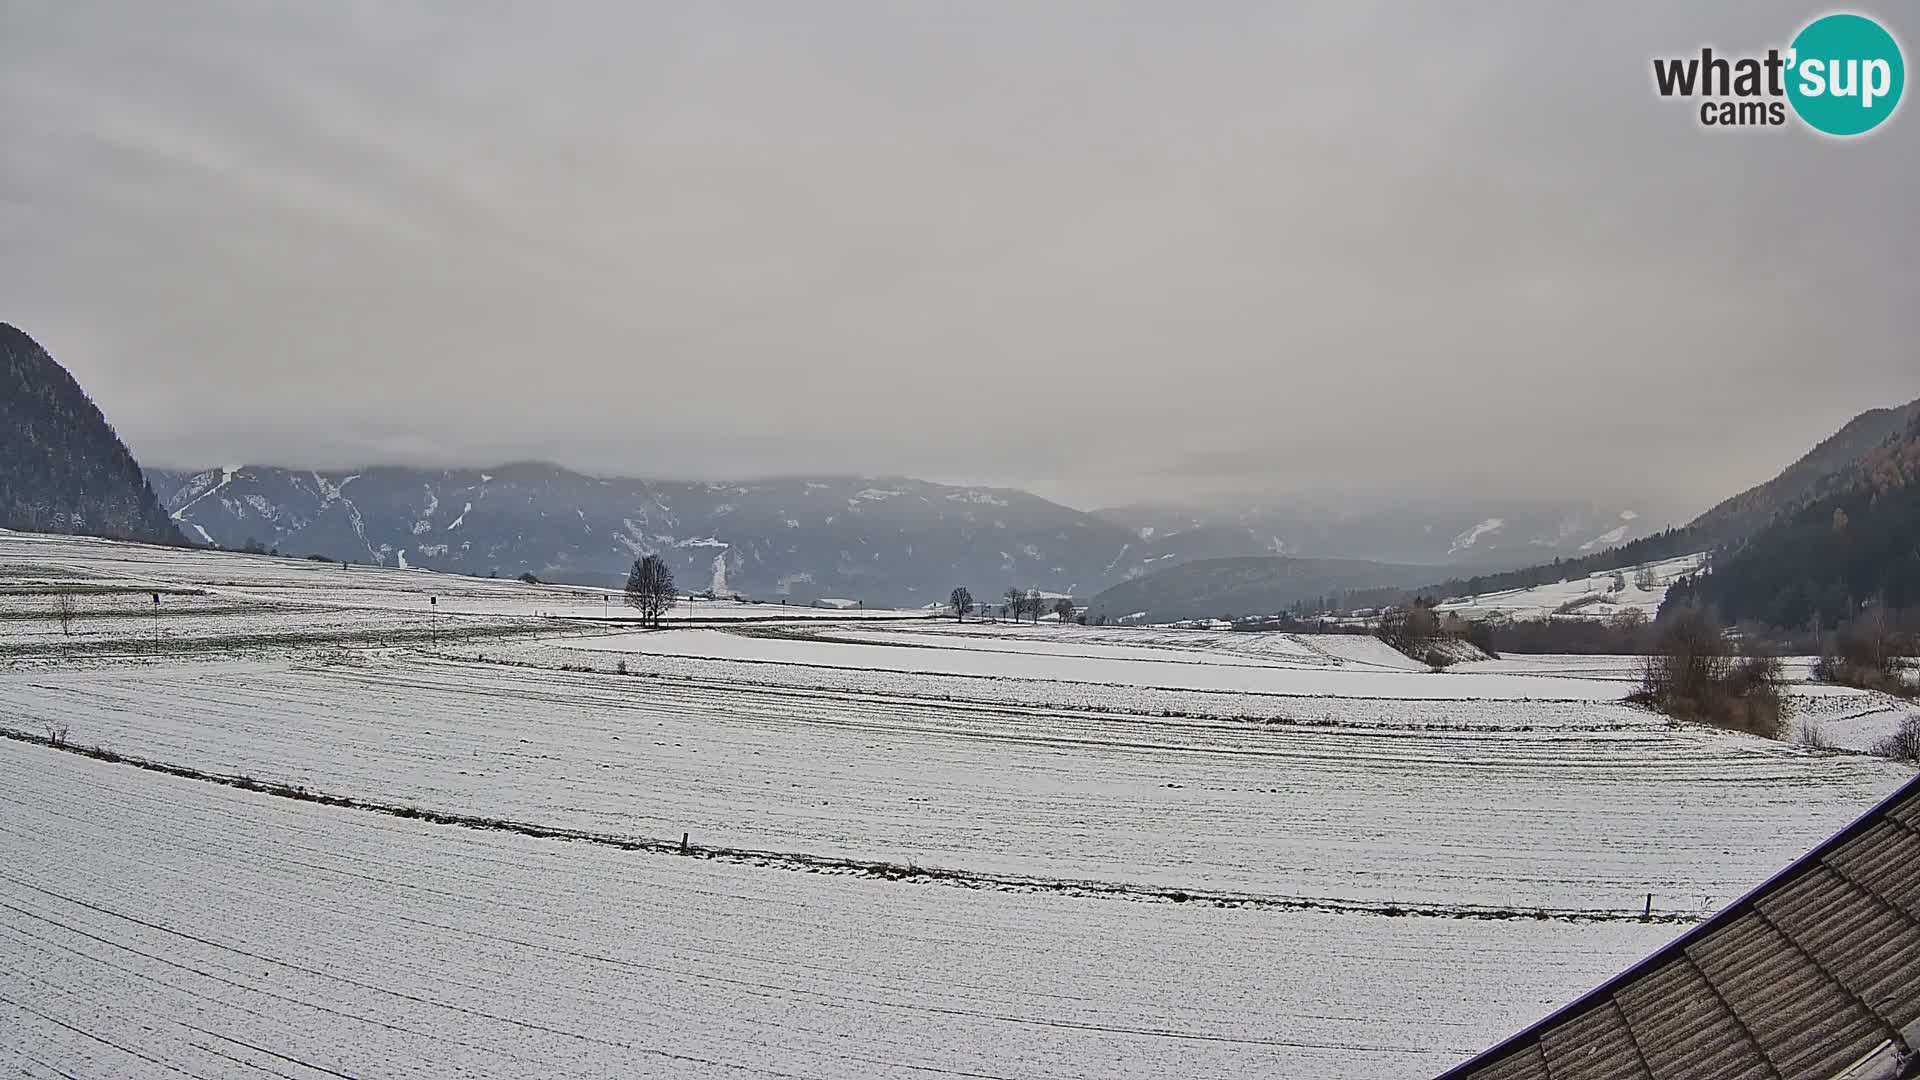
xmin=948 ymin=586 xmax=1074 ymax=624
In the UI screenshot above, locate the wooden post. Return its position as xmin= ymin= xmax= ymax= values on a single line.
xmin=1644 ymin=893 xmax=1652 ymax=921
xmin=680 ymin=832 xmax=689 ymax=855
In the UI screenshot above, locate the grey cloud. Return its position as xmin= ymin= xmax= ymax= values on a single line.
xmin=1 ymin=1 xmax=1914 ymax=511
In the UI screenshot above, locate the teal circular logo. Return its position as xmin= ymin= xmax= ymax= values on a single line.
xmin=1787 ymin=13 xmax=1904 ymax=135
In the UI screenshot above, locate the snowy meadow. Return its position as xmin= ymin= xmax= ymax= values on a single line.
xmin=0 ymin=531 xmax=1912 ymax=1079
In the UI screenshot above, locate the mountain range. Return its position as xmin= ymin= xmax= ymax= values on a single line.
xmin=144 ymin=462 xmax=1671 ymax=606
xmin=147 ymin=465 xmax=1135 ymax=606
xmin=10 ymin=318 xmax=1908 ymax=620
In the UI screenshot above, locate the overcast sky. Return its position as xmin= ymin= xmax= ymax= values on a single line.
xmin=3 ymin=2 xmax=1914 ymax=513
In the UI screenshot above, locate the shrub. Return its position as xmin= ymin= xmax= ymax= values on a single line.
xmin=1795 ymin=720 xmax=1834 ymax=750
xmin=1378 ymin=598 xmax=1440 ymax=659
xmin=1628 ymin=608 xmax=1786 ymax=739
xmin=1814 ymin=605 xmax=1917 ymax=697
xmin=1870 ymin=716 xmax=1920 ymax=762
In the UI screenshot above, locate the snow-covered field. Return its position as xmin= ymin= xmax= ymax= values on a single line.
xmin=566 ymin=627 xmax=1618 ymax=700
xmin=0 ymin=530 xmax=938 ymax=623
xmin=0 ymin=741 xmax=1679 ymax=1080
xmin=1436 ymin=553 xmax=1707 ymax=622
xmin=7 ymin=653 xmax=1901 ymax=911
xmin=1461 ymin=651 xmax=1915 ymax=751
xmin=0 ymin=532 xmax=1913 ymax=1078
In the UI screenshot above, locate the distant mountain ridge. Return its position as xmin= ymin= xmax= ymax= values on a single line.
xmin=1090 ymin=498 xmax=1674 ymax=570
xmin=147 ymin=463 xmax=1144 ymax=605
xmin=0 ymin=323 xmax=180 ymax=544
xmin=148 ymin=461 xmax=1679 ymax=606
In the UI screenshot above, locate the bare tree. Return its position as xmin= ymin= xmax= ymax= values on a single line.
xmin=1052 ymin=597 xmax=1075 ymax=625
xmin=1020 ymin=588 xmax=1039 ymax=623
xmin=1633 ymin=566 xmax=1658 ymax=591
xmin=949 ymin=586 xmax=974 ymax=622
xmin=55 ymin=592 xmax=75 ymax=636
xmin=625 ymin=555 xmax=677 ymax=627
xmin=1871 ymin=715 xmax=1920 ymax=762
xmin=1003 ymin=586 xmax=1023 ymax=623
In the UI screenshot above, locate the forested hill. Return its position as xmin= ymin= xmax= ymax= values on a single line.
xmin=0 ymin=323 xmax=181 ymax=544
xmin=1663 ymin=414 xmax=1920 ymax=628
xmin=1687 ymin=396 xmax=1920 ymax=548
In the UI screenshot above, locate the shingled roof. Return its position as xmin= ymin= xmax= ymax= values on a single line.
xmin=1435 ymin=771 xmax=1920 ymax=1080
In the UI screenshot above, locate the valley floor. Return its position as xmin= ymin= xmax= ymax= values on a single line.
xmin=1 ymin=530 xmax=1913 ymax=1078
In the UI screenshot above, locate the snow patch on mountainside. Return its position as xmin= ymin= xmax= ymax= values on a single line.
xmin=1579 ymin=525 xmax=1631 ymax=551
xmin=1448 ymin=518 xmax=1504 ymax=555
xmin=312 ymin=473 xmax=375 ymax=560
xmin=169 ymin=466 xmax=240 ymax=521
xmin=616 ymin=519 xmax=650 ymax=557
